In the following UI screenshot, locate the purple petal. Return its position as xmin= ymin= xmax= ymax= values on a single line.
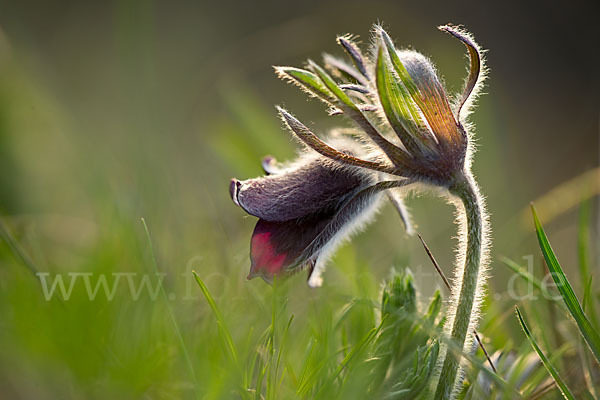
xmin=261 ymin=156 xmax=282 ymax=175
xmin=296 ymin=180 xmax=406 ymax=266
xmin=247 ymin=179 xmax=414 ymax=285
xmin=248 ymin=212 xmax=332 ymax=282
xmin=233 ymin=156 xmax=376 ymax=222
xmin=229 ymin=178 xmax=241 ymax=206
xmin=386 ymin=188 xmax=414 ymax=235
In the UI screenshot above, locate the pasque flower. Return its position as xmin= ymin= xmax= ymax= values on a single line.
xmin=230 ymin=24 xmax=489 ymax=397
xmin=230 ymin=134 xmax=413 ymax=288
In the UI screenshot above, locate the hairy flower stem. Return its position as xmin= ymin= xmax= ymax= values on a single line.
xmin=434 ymin=171 xmax=487 ymax=399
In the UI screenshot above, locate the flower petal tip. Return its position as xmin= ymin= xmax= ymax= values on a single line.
xmin=247 ymin=270 xmax=274 ymax=285
xmin=438 ymin=24 xmax=476 ymax=48
xmin=261 ymin=156 xmax=278 ymax=175
xmin=229 ymin=178 xmax=241 ymax=206
xmin=307 ymin=273 xmax=323 ymax=288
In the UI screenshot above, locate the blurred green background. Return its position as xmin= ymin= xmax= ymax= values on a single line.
xmin=0 ymin=0 xmax=598 ymax=398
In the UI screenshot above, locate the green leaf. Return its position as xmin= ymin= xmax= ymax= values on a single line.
xmin=379 ymin=28 xmax=460 ymax=146
xmin=531 ymin=204 xmax=600 ymax=364
xmin=385 ymin=341 xmax=439 ymax=399
xmin=379 ymin=30 xmax=419 ymax=100
xmin=308 ymin=60 xmax=358 ymax=110
xmin=425 ymin=289 xmax=442 ymax=324
xmin=515 ymin=307 xmax=576 ymax=400
xmin=274 ymin=66 xmax=334 ymax=103
xmin=374 ymin=44 xmax=423 ymax=155
xmin=282 ymin=60 xmax=410 ymax=166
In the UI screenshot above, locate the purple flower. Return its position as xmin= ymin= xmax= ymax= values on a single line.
xmin=230 ymin=134 xmax=412 ymax=287
xmin=230 ymin=24 xmax=483 ymax=287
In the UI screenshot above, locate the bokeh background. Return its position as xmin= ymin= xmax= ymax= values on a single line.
xmin=0 ymin=0 xmax=598 ymax=398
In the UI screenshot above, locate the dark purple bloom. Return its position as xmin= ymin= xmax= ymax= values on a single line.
xmin=230 ymin=136 xmax=412 ymax=287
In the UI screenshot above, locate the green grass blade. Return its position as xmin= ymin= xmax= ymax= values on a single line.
xmin=531 ymin=204 xmax=600 ymax=364
xmin=578 ymin=198 xmax=599 ymax=330
xmin=0 ymin=219 xmax=68 ymax=307
xmin=192 ymin=271 xmax=239 ymax=365
xmin=333 ymin=315 xmax=386 ymax=379
xmin=311 ymin=316 xmax=387 ymax=398
xmin=500 ymin=257 xmax=567 ymax=312
xmin=256 ymin=334 xmax=271 ymax=400
xmin=141 ymin=218 xmax=199 ymax=396
xmin=0 ymin=219 xmax=40 ymax=277
xmin=500 ymin=257 xmax=545 ymax=294
xmin=580 ymin=275 xmax=600 ymax=398
xmin=515 ymin=307 xmax=575 ymax=400
xmin=440 ymin=326 xmax=516 ymax=396
xmin=275 ymin=315 xmax=294 ymax=395
xmin=296 ymin=339 xmax=317 ymax=395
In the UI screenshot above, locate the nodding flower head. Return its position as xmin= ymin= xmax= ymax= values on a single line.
xmin=230 ymin=24 xmax=484 ymax=286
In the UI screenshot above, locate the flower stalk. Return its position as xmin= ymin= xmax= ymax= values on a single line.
xmin=435 ymin=171 xmax=488 ymax=399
